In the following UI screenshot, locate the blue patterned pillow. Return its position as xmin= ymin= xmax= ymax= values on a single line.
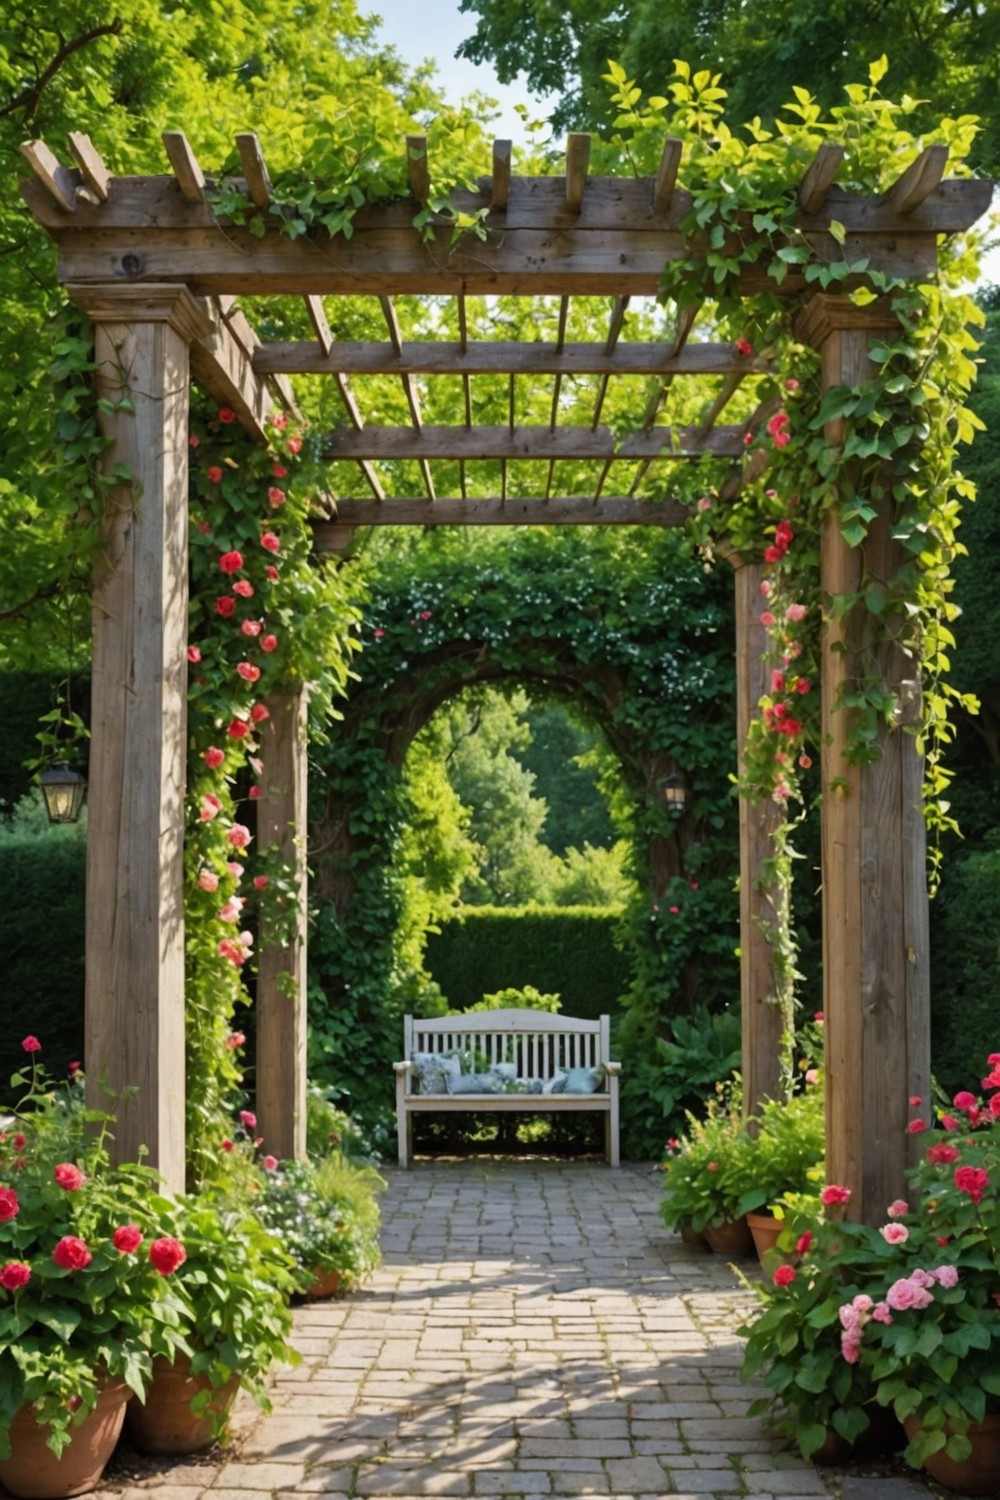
xmin=411 ymin=1051 xmax=461 ymax=1095
xmin=563 ymin=1066 xmax=603 ymax=1095
xmin=446 ymin=1072 xmax=497 ymax=1094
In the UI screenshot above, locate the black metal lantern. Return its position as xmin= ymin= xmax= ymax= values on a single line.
xmin=39 ymin=764 xmax=87 ymax=825
xmin=663 ymin=772 xmax=688 ymax=821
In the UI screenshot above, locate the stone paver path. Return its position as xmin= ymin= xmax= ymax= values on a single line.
xmin=108 ymin=1161 xmax=950 ymax=1500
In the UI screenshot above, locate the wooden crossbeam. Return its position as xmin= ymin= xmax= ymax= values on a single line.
xmin=235 ymin=133 xmax=271 ymax=211
xmin=162 ymin=131 xmax=206 ymax=202
xmin=67 ymin=133 xmax=110 ymax=203
xmin=406 ymin=135 xmax=429 ymax=204
xmin=253 ymin=337 xmax=770 ymax=378
xmin=653 ymin=137 xmax=683 ymax=213
xmin=565 ymin=134 xmax=591 ymax=213
xmin=313 ymin=495 xmax=691 ymax=534
xmin=797 ymin=144 xmax=846 ymax=215
xmin=304 ymin=295 xmax=333 ymax=356
xmin=492 ymin=140 xmax=512 ymax=211
xmin=884 ymin=145 xmax=949 ymax=214
xmin=19 ymin=140 xmax=77 ymax=213
xmin=322 ymin=423 xmax=746 ymax=460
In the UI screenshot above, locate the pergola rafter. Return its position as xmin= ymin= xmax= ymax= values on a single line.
xmin=20 ymin=125 xmax=992 ymax=1216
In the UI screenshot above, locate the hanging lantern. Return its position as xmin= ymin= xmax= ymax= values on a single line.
xmin=663 ymin=772 xmax=688 ymax=822
xmin=39 ymin=764 xmax=87 ymax=825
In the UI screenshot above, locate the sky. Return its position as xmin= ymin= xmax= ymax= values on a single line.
xmin=366 ymin=0 xmax=554 ymax=143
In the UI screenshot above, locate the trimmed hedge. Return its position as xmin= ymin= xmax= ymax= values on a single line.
xmin=0 ymin=672 xmax=90 ymax=811
xmin=423 ymin=906 xmax=630 ymax=1020
xmin=930 ymin=841 xmax=1000 ymax=1094
xmin=0 ymin=832 xmax=86 ymax=1085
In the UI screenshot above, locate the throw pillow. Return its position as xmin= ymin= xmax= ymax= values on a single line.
xmin=410 ymin=1050 xmax=461 ymax=1095
xmin=446 ymin=1072 xmax=497 ymax=1094
xmin=563 ymin=1065 xmax=603 ymax=1095
xmin=542 ymin=1072 xmax=568 ymax=1095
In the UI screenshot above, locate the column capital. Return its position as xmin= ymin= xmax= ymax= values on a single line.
xmin=794 ymin=292 xmax=899 ymax=350
xmin=66 ymin=283 xmax=212 ymax=345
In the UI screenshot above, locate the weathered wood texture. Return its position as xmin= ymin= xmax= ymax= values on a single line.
xmin=733 ymin=560 xmax=788 ymax=1115
xmin=80 ymin=292 xmax=205 ymax=1192
xmin=312 ymin=495 xmax=689 ymax=534
xmin=797 ymin=292 xmax=932 ymax=1225
xmin=254 ymin=339 xmax=771 ymax=377
xmin=22 ymin=174 xmax=990 ymax=296
xmin=322 ymin=423 xmax=746 ymax=461
xmin=255 ymin=690 xmax=309 ymax=1161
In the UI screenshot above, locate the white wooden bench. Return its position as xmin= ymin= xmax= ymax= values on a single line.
xmin=394 ymin=1009 xmax=620 ymax=1168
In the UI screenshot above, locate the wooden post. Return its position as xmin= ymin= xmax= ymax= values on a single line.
xmin=70 ymin=286 xmax=212 ymax=1192
xmin=795 ymin=294 xmax=931 ymax=1223
xmin=733 ymin=557 xmax=790 ymax=1115
xmin=255 ymin=689 xmax=309 ymax=1160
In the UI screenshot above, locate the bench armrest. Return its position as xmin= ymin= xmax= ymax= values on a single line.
xmin=605 ymin=1061 xmax=621 ymax=1076
xmin=393 ymin=1061 xmax=412 ymax=1076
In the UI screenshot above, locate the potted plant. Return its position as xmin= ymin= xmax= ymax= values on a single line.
xmin=254 ymin=1152 xmax=386 ymax=1299
xmin=741 ymin=1052 xmax=1000 ymax=1491
xmin=741 ymin=1079 xmax=825 ymax=1254
xmin=0 ymin=1040 xmax=190 ymax=1495
xmin=660 ymin=1081 xmax=758 ymax=1254
xmin=126 ymin=1190 xmax=301 ymax=1455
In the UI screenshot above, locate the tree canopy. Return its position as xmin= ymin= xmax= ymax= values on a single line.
xmin=457 ymin=0 xmax=1000 ymax=174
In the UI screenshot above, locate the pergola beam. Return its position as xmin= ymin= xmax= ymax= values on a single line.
xmin=321 ymin=422 xmax=748 ymax=460
xmin=312 ymin=494 xmax=690 ymax=534
xmin=254 ymin=338 xmax=772 ymax=377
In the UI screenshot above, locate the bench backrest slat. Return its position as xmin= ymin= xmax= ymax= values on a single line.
xmin=404 ymin=1008 xmax=611 ymax=1082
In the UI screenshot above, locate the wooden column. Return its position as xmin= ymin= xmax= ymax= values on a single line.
xmin=733 ymin=558 xmax=790 ymax=1114
xmin=71 ymin=286 xmax=211 ymax=1192
xmin=255 ymin=689 xmax=309 ymax=1160
xmin=796 ymin=294 xmax=931 ymax=1223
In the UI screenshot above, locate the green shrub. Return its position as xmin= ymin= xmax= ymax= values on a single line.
xmin=930 ymin=841 xmax=1000 ymax=1093
xmin=424 ymin=906 xmax=629 ymax=1021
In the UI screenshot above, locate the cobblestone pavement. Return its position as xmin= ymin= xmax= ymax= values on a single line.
xmin=106 ymin=1160 xmax=956 ymax=1500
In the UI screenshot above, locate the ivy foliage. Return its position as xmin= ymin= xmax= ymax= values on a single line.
xmin=307 ymin=526 xmax=740 ymax=1145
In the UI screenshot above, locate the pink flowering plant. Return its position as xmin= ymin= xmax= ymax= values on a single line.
xmin=741 ymin=1054 xmax=1000 ymax=1471
xmin=0 ymin=1041 xmax=191 ymax=1457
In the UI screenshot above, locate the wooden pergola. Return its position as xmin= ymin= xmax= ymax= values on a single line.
xmin=21 ymin=127 xmax=991 ymax=1218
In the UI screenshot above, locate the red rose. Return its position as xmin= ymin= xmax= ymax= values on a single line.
xmin=265 ymin=566 xmax=279 ymax=582
xmin=253 ymin=876 xmax=269 ymax=891
xmin=206 ymin=466 xmax=223 ymax=484
xmin=53 ymin=1236 xmax=92 ymax=1271
xmin=227 ymin=718 xmax=250 ymax=740
xmin=955 ymin=1165 xmax=989 ymax=1204
xmin=260 ymin=532 xmax=280 ymax=554
xmin=267 ymin=487 xmax=286 ymax=508
xmin=21 ymin=1036 xmax=41 ymax=1054
xmin=112 ymin=1224 xmax=143 ymax=1254
xmin=216 ymin=596 xmax=236 ymax=618
xmin=262 ymin=1155 xmax=278 ymax=1171
xmin=232 ymin=579 xmax=254 ymax=598
xmin=218 ymin=407 xmax=236 ymax=425
xmin=733 ymin=338 xmax=753 ymax=357
xmin=187 ymin=644 xmax=202 ymax=664
xmin=237 ymin=662 xmax=261 ymax=682
xmin=820 ymin=1184 xmax=851 ymax=1206
xmin=773 ymin=1264 xmax=796 ymax=1286
xmin=239 ymin=1110 xmax=257 ymax=1130
xmin=54 ymin=1163 xmax=86 ymax=1191
xmin=0 ymin=1261 xmax=30 ymax=1291
xmin=149 ymin=1237 xmax=187 ymax=1275
xmin=203 ymin=746 xmax=225 ymax=769
xmin=219 ymin=550 xmax=243 ymax=575
xmin=272 ymin=465 xmax=287 ymax=479
xmin=249 ymin=704 xmax=269 ymax=724
xmin=260 ymin=634 xmax=278 ymax=653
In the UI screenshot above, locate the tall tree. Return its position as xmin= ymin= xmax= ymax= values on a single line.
xmin=457 ymin=0 xmax=1000 ymax=173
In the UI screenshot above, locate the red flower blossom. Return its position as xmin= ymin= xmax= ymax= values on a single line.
xmin=733 ymin=338 xmax=753 ymax=357
xmin=272 ymin=464 xmax=288 ymax=479
xmin=148 ymin=1237 xmax=187 ymax=1275
xmin=242 ymin=620 xmax=262 ymax=637
xmin=253 ymin=875 xmax=269 ymax=890
xmin=773 ymin=1264 xmax=796 ymax=1286
xmin=795 ymin=1231 xmax=812 ymax=1255
xmin=218 ymin=407 xmax=236 ymax=425
xmin=21 ymin=1037 xmax=41 ymax=1054
xmin=907 ymin=1118 xmax=927 ymax=1133
xmin=260 ymin=532 xmax=280 ymax=554
xmin=763 ymin=546 xmax=783 ymax=564
xmin=0 ymin=1261 xmax=30 ymax=1290
xmin=216 ymin=596 xmax=236 ymax=618
xmin=0 ymin=1190 xmax=19 ymax=1223
xmin=775 ymin=520 xmax=794 ymax=548
xmin=227 ymin=824 xmax=251 ymax=850
xmin=250 ymin=703 xmax=270 ymax=724
xmin=820 ymin=1184 xmax=851 ymax=1206
xmin=262 ymin=1155 xmax=278 ymax=1171
xmin=232 ymin=580 xmax=253 ymax=599
xmin=53 ymin=1236 xmax=91 ymax=1271
xmin=219 ymin=550 xmax=243 ymax=575
xmin=248 ymin=785 xmax=261 ymax=799
xmin=206 ymin=466 xmax=223 ymax=484
xmin=287 ymin=436 xmax=302 ymax=454
xmin=187 ymin=645 xmax=202 ymax=664
xmin=189 ymin=434 xmax=200 ymax=448
xmin=798 ymin=753 xmax=813 ymax=769
xmin=265 ymin=565 xmax=279 ymax=582
xmin=113 ymin=1224 xmax=143 ymax=1254
xmin=239 ymin=1110 xmax=257 ymax=1129
xmin=54 ymin=1163 xmax=85 ymax=1191
xmin=227 ymin=718 xmax=250 ymax=740
xmin=742 ymin=432 xmax=754 ymax=446
xmin=267 ymin=487 xmax=286 ymax=508
xmin=955 ymin=1165 xmax=989 ymax=1204
xmin=237 ymin=662 xmax=261 ymax=682
xmin=203 ymin=746 xmax=225 ymax=769
xmin=927 ymin=1143 xmax=960 ymax=1165
xmin=760 ymin=611 xmax=776 ymax=627
xmin=225 ymin=1031 xmax=246 ymax=1049
xmin=260 ymin=634 xmax=278 ymax=653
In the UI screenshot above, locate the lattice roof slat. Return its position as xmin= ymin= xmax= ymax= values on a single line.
xmin=162 ymin=130 xmax=206 ymax=203
xmin=312 ymin=494 xmax=690 ymax=536
xmin=67 ymin=132 xmax=110 ymax=204
xmin=321 ymin=423 xmax=747 ymax=460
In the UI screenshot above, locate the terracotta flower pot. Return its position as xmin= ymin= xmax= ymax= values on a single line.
xmin=126 ymin=1355 xmax=239 ymax=1456
xmin=903 ymin=1412 xmax=1000 ymax=1494
xmin=303 ymin=1267 xmax=341 ymax=1301
xmin=703 ymin=1217 xmax=755 ymax=1257
xmin=746 ymin=1210 xmax=783 ymax=1258
xmin=0 ymin=1380 xmax=128 ymax=1499
xmin=678 ymin=1222 xmax=709 ymax=1250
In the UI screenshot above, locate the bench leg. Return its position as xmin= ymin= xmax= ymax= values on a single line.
xmin=395 ymin=1073 xmax=412 ymax=1168
xmin=606 ymin=1081 xmax=620 ymax=1167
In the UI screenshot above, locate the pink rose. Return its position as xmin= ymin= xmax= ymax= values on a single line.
xmin=232 ymin=579 xmax=255 ymax=598
xmin=260 ymin=532 xmax=280 ymax=554
xmin=820 ymin=1184 xmax=851 ymax=1206
xmin=237 ymin=662 xmax=261 ymax=682
xmin=200 ymin=794 xmax=221 ymax=822
xmin=262 ymin=1155 xmax=278 ymax=1171
xmin=250 ymin=704 xmax=270 ymax=724
xmin=260 ymin=634 xmax=278 ymax=653
xmin=0 ymin=1189 xmax=19 ymax=1222
xmin=227 ymin=718 xmax=250 ymax=740
xmin=880 ymin=1223 xmax=909 ymax=1245
xmin=225 ymin=1031 xmax=246 ymax=1049
xmin=203 ymin=746 xmax=225 ymax=769
xmin=934 ymin=1265 xmax=959 ymax=1288
xmin=21 ymin=1037 xmax=41 ymax=1054
xmin=784 ymin=603 xmax=807 ymax=622
xmin=187 ymin=645 xmax=202 ymax=664
xmin=54 ymin=1163 xmax=86 ymax=1191
xmin=227 ymin=824 xmax=251 ymax=850
xmin=887 ymin=1199 xmax=909 ymax=1218
xmin=242 ymin=619 xmax=262 ymax=637
xmin=760 ymin=611 xmax=776 ymax=627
